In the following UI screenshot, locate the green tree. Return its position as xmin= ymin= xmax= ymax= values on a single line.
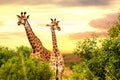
xmin=108 ymin=14 xmax=120 ymax=38
xmin=73 ymin=38 xmax=102 ymax=80
xmin=16 ymin=46 xmax=31 ymax=58
xmin=74 ymin=38 xmax=99 ymax=60
xmin=0 ymin=47 xmax=16 ymax=67
xmin=73 ymin=38 xmax=120 ymax=80
xmin=0 ymin=52 xmax=52 ymax=80
xmin=0 ymin=46 xmax=52 ymax=80
xmin=73 ymin=13 xmax=120 ymax=79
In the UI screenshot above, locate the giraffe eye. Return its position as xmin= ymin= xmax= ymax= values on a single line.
xmin=52 ymin=25 xmax=55 ymax=26
xmin=23 ymin=18 xmax=27 ymax=20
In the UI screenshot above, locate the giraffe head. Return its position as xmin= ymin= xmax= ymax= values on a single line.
xmin=17 ymin=12 xmax=29 ymax=25
xmin=46 ymin=18 xmax=61 ymax=31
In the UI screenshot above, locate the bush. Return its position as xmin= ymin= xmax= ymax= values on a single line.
xmin=73 ymin=13 xmax=120 ymax=80
xmin=108 ymin=21 xmax=120 ymax=38
xmin=0 ymin=46 xmax=52 ymax=80
xmin=73 ymin=38 xmax=120 ymax=80
xmin=74 ymin=38 xmax=100 ymax=60
xmin=0 ymin=47 xmax=16 ymax=67
xmin=16 ymin=46 xmax=31 ymax=58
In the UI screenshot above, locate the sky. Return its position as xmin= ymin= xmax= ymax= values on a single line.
xmin=0 ymin=0 xmax=120 ymax=53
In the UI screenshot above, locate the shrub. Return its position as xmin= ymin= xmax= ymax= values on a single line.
xmin=0 ymin=47 xmax=16 ymax=67
xmin=16 ymin=46 xmax=31 ymax=58
xmin=73 ymin=13 xmax=120 ymax=80
xmin=0 ymin=46 xmax=52 ymax=80
xmin=73 ymin=38 xmax=120 ymax=80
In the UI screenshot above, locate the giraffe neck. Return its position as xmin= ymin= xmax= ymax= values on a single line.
xmin=24 ymin=20 xmax=43 ymax=53
xmin=51 ymin=27 xmax=59 ymax=56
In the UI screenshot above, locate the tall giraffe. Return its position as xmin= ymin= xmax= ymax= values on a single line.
xmin=46 ymin=18 xmax=64 ymax=80
xmin=17 ymin=12 xmax=51 ymax=62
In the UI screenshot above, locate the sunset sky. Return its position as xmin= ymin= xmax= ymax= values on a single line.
xmin=0 ymin=0 xmax=120 ymax=53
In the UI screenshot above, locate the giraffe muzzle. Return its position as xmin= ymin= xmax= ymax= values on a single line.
xmin=17 ymin=22 xmax=21 ymax=25
xmin=46 ymin=24 xmax=50 ymax=26
xmin=57 ymin=27 xmax=61 ymax=31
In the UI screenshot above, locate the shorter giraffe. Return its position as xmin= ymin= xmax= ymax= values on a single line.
xmin=46 ymin=18 xmax=64 ymax=80
xmin=17 ymin=12 xmax=51 ymax=63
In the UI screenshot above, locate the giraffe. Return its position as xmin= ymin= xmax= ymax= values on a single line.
xmin=46 ymin=18 xmax=64 ymax=80
xmin=17 ymin=12 xmax=51 ymax=62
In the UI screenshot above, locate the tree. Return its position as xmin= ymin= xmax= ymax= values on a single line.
xmin=108 ymin=14 xmax=120 ymax=38
xmin=16 ymin=46 xmax=31 ymax=58
xmin=73 ymin=13 xmax=120 ymax=80
xmin=0 ymin=47 xmax=16 ymax=67
xmin=0 ymin=46 xmax=52 ymax=80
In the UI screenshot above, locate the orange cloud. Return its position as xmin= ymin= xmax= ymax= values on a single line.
xmin=69 ymin=31 xmax=108 ymax=40
xmin=79 ymin=0 xmax=111 ymax=6
xmin=89 ymin=13 xmax=118 ymax=30
xmin=0 ymin=0 xmax=112 ymax=7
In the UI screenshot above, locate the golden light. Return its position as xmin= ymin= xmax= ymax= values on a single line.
xmin=0 ymin=1 xmax=120 ymax=53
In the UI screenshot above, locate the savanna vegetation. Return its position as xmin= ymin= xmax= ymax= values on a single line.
xmin=68 ymin=15 xmax=120 ymax=80
xmin=0 ymin=15 xmax=120 ymax=80
xmin=0 ymin=46 xmax=52 ymax=80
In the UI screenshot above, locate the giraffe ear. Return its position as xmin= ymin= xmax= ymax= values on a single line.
xmin=57 ymin=21 xmax=60 ymax=23
xmin=46 ymin=24 xmax=50 ymax=26
xmin=17 ymin=15 xmax=20 ymax=18
xmin=27 ymin=15 xmax=29 ymax=19
xmin=51 ymin=18 xmax=53 ymax=21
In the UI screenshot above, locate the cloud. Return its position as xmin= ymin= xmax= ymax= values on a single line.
xmin=69 ymin=31 xmax=108 ymax=39
xmin=0 ymin=0 xmax=112 ymax=7
xmin=50 ymin=0 xmax=111 ymax=7
xmin=89 ymin=13 xmax=118 ymax=30
xmin=79 ymin=0 xmax=111 ymax=6
xmin=0 ymin=0 xmax=49 ymax=5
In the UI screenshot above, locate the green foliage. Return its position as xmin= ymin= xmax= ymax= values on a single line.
xmin=108 ymin=16 xmax=120 ymax=38
xmin=73 ymin=36 xmax=120 ymax=79
xmin=25 ymin=59 xmax=52 ymax=80
xmin=0 ymin=46 xmax=52 ymax=80
xmin=101 ymin=39 xmax=120 ymax=79
xmin=109 ymin=22 xmax=120 ymax=38
xmin=16 ymin=46 xmax=31 ymax=58
xmin=74 ymin=38 xmax=99 ymax=60
xmin=73 ymin=39 xmax=101 ymax=80
xmin=73 ymin=38 xmax=120 ymax=80
xmin=72 ymin=62 xmax=91 ymax=80
xmin=73 ymin=13 xmax=120 ymax=80
xmin=66 ymin=62 xmax=77 ymax=70
xmin=0 ymin=47 xmax=16 ymax=67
